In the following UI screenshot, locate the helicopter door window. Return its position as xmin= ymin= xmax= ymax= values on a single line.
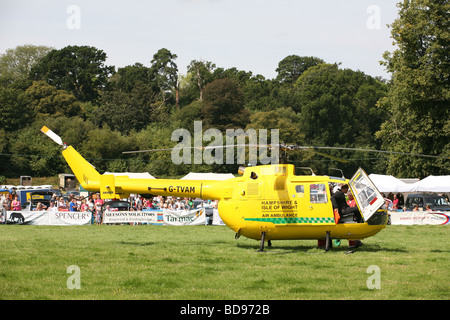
xmin=310 ymin=183 xmax=328 ymax=203
xmin=349 ymin=168 xmax=385 ymax=221
xmin=295 ymin=185 xmax=305 ymax=198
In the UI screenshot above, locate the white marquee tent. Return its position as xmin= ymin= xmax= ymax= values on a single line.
xmin=407 ymin=175 xmax=450 ymax=192
xmin=369 ymin=174 xmax=410 ymax=193
xmin=369 ymin=174 xmax=450 ymax=193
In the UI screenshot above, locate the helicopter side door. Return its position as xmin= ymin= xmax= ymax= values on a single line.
xmin=349 ymin=168 xmax=385 ymax=223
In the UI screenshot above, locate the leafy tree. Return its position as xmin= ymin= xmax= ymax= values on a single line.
xmin=171 ymin=100 xmax=204 ymax=132
xmin=276 ymin=55 xmax=325 ymax=84
xmin=177 ymin=72 xmax=199 ymax=107
xmin=0 ymin=128 xmax=10 ymax=176
xmin=377 ymin=0 xmax=449 ymax=177
xmin=93 ymin=82 xmax=156 ymax=134
xmin=293 ymin=63 xmax=388 ymax=175
xmin=213 ymin=67 xmax=253 ymax=84
xmin=110 ymin=63 xmax=152 ymax=93
xmin=79 ymin=125 xmax=133 ymax=173
xmin=1 ymin=42 xmax=416 ymax=178
xmin=150 ymin=48 xmax=179 ymax=107
xmin=295 ymin=64 xmax=387 ymax=145
xmin=187 ymin=60 xmax=216 ymax=101
xmin=0 ymin=86 xmax=33 ymax=132
xmin=202 ymin=78 xmax=250 ymax=130
xmin=30 ymin=116 xmax=96 ymax=148
xmin=124 ymin=124 xmax=194 ymax=178
xmin=30 ymin=45 xmax=114 ymax=102
xmin=25 ymin=81 xmax=82 ymax=118
xmin=9 ymin=126 xmax=66 ymax=176
xmin=0 ymin=44 xmax=53 ymax=83
xmin=242 ymin=76 xmax=282 ymax=111
xmin=246 ymin=107 xmax=304 ymax=144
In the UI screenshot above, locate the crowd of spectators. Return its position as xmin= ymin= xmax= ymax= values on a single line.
xmin=1 ymin=191 xmax=218 ymax=225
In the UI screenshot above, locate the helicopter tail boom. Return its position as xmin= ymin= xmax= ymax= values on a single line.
xmin=110 ymin=177 xmax=224 ymax=200
xmin=62 ymin=144 xmax=225 ymax=200
xmin=54 ymin=135 xmax=225 ymax=199
xmin=62 ymin=146 xmax=101 ymax=192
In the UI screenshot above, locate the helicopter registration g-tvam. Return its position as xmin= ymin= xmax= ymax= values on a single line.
xmin=41 ymin=126 xmax=390 ymax=251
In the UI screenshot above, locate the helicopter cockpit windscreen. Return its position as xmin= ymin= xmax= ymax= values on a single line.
xmin=349 ymin=168 xmax=385 ymax=222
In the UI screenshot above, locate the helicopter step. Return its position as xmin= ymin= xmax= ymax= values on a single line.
xmin=259 ymin=232 xmax=266 ymax=252
xmin=317 ymin=231 xmax=332 ymax=251
xmin=258 ymin=232 xmax=274 ymax=252
xmin=325 ymin=231 xmax=331 ymax=252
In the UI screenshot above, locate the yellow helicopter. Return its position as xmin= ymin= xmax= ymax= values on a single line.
xmin=41 ymin=126 xmax=389 ymax=251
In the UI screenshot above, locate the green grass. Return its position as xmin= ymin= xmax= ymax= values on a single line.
xmin=0 ymin=224 xmax=448 ymax=300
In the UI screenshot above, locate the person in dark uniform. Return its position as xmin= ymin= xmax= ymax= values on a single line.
xmin=331 ymin=184 xmax=364 ymax=249
xmin=331 ymin=184 xmax=363 ymax=223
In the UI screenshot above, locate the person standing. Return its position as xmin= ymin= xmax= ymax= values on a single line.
xmin=2 ymin=194 xmax=11 ymax=211
xmin=392 ymin=194 xmax=399 ymax=210
xmin=69 ymin=198 xmax=78 ymax=211
xmin=11 ymin=195 xmax=21 ymax=211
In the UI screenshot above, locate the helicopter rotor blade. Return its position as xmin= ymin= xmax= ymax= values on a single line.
xmin=122 ymin=143 xmax=448 ymax=161
xmin=283 ymin=145 xmax=349 ymax=163
xmin=40 ymin=126 xmax=64 ymax=146
xmin=303 ymin=149 xmax=349 ymax=163
xmin=122 ymin=148 xmax=173 ymax=154
xmin=122 ymin=144 xmax=269 ymax=154
xmin=309 ymin=146 xmax=449 ymax=160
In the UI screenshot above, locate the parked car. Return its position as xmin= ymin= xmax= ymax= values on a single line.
xmin=404 ymin=193 xmax=450 ymax=211
xmin=62 ymin=190 xmax=80 ymax=202
xmin=20 ymin=191 xmax=53 ymax=211
xmin=101 ymin=200 xmax=132 ymax=212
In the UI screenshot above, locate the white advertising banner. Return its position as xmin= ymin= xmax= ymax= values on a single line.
xmin=5 ymin=210 xmax=92 ymax=225
xmin=103 ymin=210 xmax=159 ymax=224
xmin=3 ymin=208 xmax=226 ymax=226
xmin=163 ymin=208 xmax=205 ymax=226
xmin=389 ymin=211 xmax=450 ymax=225
xmin=212 ymin=208 xmax=225 ymax=226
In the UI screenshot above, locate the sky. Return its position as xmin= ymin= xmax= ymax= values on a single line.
xmin=0 ymin=0 xmax=399 ymax=80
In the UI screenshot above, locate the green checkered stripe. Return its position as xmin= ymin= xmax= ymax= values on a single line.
xmin=245 ymin=217 xmax=335 ymax=224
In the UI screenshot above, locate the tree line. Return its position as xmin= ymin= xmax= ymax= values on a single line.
xmin=0 ymin=0 xmax=448 ymax=180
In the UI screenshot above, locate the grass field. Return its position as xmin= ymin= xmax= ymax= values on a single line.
xmin=0 ymin=224 xmax=448 ymax=300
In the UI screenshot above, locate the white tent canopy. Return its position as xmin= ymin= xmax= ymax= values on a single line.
xmin=104 ymin=172 xmax=156 ymax=179
xmin=407 ymin=175 xmax=450 ymax=192
xmin=181 ymin=172 xmax=235 ymax=180
xmin=369 ymin=174 xmax=410 ymax=193
xmin=369 ymin=174 xmax=450 ymax=193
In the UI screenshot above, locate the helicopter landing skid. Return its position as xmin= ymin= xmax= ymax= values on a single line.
xmin=258 ymin=232 xmax=266 ymax=252
xmin=325 ymin=231 xmax=331 ymax=252
xmin=318 ymin=231 xmax=332 ymax=252
xmin=258 ymin=232 xmax=273 ymax=252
